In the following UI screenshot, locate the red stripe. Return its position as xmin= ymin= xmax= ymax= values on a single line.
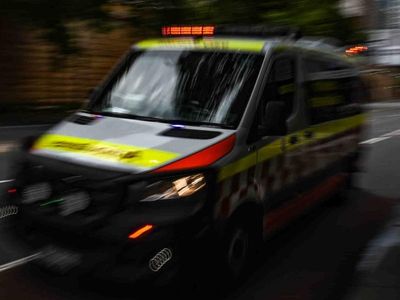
xmin=154 ymin=134 xmax=235 ymax=173
xmin=264 ymin=174 xmax=346 ymax=234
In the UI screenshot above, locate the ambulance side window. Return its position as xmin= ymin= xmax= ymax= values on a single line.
xmin=304 ymin=57 xmax=362 ymax=124
xmin=247 ymin=56 xmax=296 ymax=143
xmin=261 ymin=57 xmax=296 ymax=119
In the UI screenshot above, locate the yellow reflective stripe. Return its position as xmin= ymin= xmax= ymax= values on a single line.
xmin=136 ymin=38 xmax=265 ymax=52
xmin=277 ymin=113 xmax=366 ymax=153
xmin=218 ymin=139 xmax=282 ymax=182
xmin=278 ymin=83 xmax=295 ymax=95
xmin=218 ymin=113 xmax=366 ymax=181
xmin=309 ymin=96 xmax=343 ymax=107
xmin=311 ymin=113 xmax=366 ymax=139
xmin=218 ymin=152 xmax=257 ymax=183
xmin=33 ymin=134 xmax=180 ymax=169
xmin=311 ymin=81 xmax=338 ymax=92
xmin=256 ymin=138 xmax=283 ymax=164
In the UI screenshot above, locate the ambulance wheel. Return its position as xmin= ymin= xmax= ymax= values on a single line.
xmin=222 ymin=215 xmax=261 ymax=282
xmin=333 ymin=172 xmax=354 ymax=205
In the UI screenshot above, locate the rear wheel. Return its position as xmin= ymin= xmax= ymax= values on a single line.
xmin=332 ymin=169 xmax=355 ymax=206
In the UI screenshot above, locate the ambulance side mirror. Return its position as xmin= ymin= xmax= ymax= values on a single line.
xmin=259 ymin=101 xmax=287 ymax=136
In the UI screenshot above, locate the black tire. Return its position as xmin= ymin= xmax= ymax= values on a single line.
xmin=331 ymin=172 xmax=353 ymax=206
xmin=221 ymin=216 xmax=261 ymax=282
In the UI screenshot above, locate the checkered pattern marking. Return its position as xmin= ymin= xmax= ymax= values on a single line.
xmin=216 ymin=131 xmax=360 ymax=218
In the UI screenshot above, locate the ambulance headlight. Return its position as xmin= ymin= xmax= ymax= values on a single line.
xmin=139 ymin=174 xmax=206 ymax=202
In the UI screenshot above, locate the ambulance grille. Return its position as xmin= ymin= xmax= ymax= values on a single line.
xmin=15 ymin=162 xmax=123 ymax=229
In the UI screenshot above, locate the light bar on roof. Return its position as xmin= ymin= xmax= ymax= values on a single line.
xmin=345 ymin=45 xmax=368 ymax=55
xmin=162 ymin=26 xmax=215 ymax=36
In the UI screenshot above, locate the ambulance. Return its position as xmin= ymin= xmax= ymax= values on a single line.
xmin=6 ymin=25 xmax=366 ymax=284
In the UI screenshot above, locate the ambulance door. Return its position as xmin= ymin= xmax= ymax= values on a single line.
xmin=302 ymin=56 xmax=362 ymax=184
xmin=250 ymin=52 xmax=309 ymax=233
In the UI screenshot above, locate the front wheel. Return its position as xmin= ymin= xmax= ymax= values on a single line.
xmin=226 ymin=226 xmax=250 ymax=278
xmin=221 ymin=217 xmax=261 ymax=282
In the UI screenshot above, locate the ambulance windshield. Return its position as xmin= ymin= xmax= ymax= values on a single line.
xmin=92 ymin=50 xmax=263 ymax=128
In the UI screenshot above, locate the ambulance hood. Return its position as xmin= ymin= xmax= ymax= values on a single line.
xmin=31 ymin=113 xmax=235 ymax=174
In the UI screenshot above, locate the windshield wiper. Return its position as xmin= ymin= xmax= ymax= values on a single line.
xmin=91 ymin=111 xmax=167 ymax=123
xmin=161 ymin=119 xmax=234 ymax=129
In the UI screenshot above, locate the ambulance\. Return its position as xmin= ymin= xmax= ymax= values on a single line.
xmin=6 ymin=25 xmax=366 ymax=284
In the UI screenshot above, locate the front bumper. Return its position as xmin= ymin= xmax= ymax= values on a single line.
xmin=6 ymin=153 xmax=218 ymax=285
xmin=8 ymin=211 xmax=212 ymax=285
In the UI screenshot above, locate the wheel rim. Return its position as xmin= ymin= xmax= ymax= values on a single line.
xmin=227 ymin=228 xmax=249 ymax=276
